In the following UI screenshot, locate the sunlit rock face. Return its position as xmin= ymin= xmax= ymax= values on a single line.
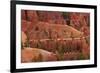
xmin=21 ymin=47 xmax=57 ymax=63
xmin=21 ymin=31 xmax=27 ymax=47
xmin=21 ymin=20 xmax=83 ymax=40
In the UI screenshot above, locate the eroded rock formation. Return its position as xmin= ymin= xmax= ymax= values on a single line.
xmin=21 ymin=10 xmax=90 ymax=62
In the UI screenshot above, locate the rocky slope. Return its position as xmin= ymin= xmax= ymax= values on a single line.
xmin=21 ymin=10 xmax=90 ymax=62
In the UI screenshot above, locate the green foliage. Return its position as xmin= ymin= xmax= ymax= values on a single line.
xmin=36 ymin=40 xmax=41 ymax=48
xmin=58 ymin=46 xmax=64 ymax=60
xmin=21 ymin=42 xmax=24 ymax=49
xmin=32 ymin=53 xmax=43 ymax=62
xmin=56 ymin=43 xmax=70 ymax=60
xmin=78 ymin=53 xmax=85 ymax=60
xmin=62 ymin=12 xmax=69 ymax=19
xmin=85 ymin=36 xmax=90 ymax=45
xmin=38 ymin=53 xmax=43 ymax=62
xmin=24 ymin=31 xmax=31 ymax=47
xmin=24 ymin=38 xmax=30 ymax=47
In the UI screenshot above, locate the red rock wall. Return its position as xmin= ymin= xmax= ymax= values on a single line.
xmin=70 ymin=12 xmax=90 ymax=36
xmin=21 ymin=10 xmax=90 ymax=62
